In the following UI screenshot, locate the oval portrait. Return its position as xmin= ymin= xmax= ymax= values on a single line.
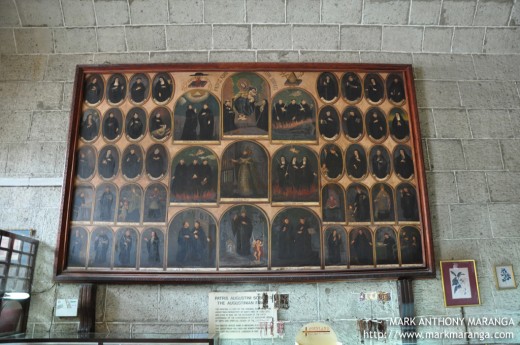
xmin=375 ymin=227 xmax=398 ymax=265
xmin=318 ymin=105 xmax=340 ymax=141
xmin=143 ymin=183 xmax=168 ymax=223
xmin=84 ymin=73 xmax=104 ymax=105
xmin=393 ymin=145 xmax=414 ymax=180
xmin=152 ymin=72 xmax=174 ymax=104
xmin=97 ymin=145 xmax=119 ymax=180
xmin=340 ymin=72 xmax=363 ymax=104
xmin=320 ymin=144 xmax=343 ymax=181
xmin=341 ymin=106 xmax=364 ymax=141
xmin=71 ymin=184 xmax=94 ymax=222
xmin=89 ymin=227 xmax=113 ymax=268
xmin=271 ymin=88 xmax=317 ymax=142
xmin=271 ymin=207 xmax=321 ymax=267
xmin=369 ymin=145 xmax=391 ymax=180
xmin=396 ymin=183 xmax=419 ymax=222
xmin=170 ymin=146 xmax=218 ymax=205
xmin=68 ymin=227 xmax=88 ymax=267
xmin=372 ymin=183 xmax=395 ymax=223
xmin=93 ymin=183 xmax=117 ymax=223
xmin=366 ymin=107 xmax=387 ymax=142
xmin=324 ymin=226 xmax=347 ymax=267
xmin=76 ymin=145 xmax=96 ymax=180
xmin=129 ymin=73 xmax=150 ymax=105
xmin=149 ymin=107 xmax=172 ymax=142
xmin=389 ymin=108 xmax=410 ymax=142
xmin=125 ymin=107 xmax=147 ymax=142
xmin=173 ymin=90 xmax=220 ymax=142
xmin=346 ymin=183 xmax=371 ymax=223
xmin=102 ymin=108 xmax=123 ymax=142
xmin=140 ymin=228 xmax=164 ymax=268
xmin=345 ymin=144 xmax=367 ymax=180
xmin=121 ymin=144 xmax=144 ymax=180
xmin=220 ymin=140 xmax=269 ymax=201
xmin=386 ymin=73 xmax=406 ymax=105
xmin=79 ymin=108 xmax=100 ymax=142
xmin=364 ymin=73 xmax=385 ymax=104
xmin=317 ymin=72 xmax=339 ymax=103
xmin=117 ymin=183 xmax=142 ymax=224
xmin=145 ymin=144 xmax=168 ymax=180
xmin=114 ymin=227 xmax=138 ymax=268
xmin=349 ymin=227 xmax=374 ymax=266
xmin=400 ymin=226 xmax=423 ymax=265
xmin=167 ymin=208 xmax=217 ymax=268
xmin=219 ymin=204 xmax=269 ymax=268
xmin=321 ymin=183 xmax=345 ymax=224
xmin=106 ymin=73 xmax=127 ymax=105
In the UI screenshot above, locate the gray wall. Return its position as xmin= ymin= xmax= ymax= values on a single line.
xmin=0 ymin=0 xmax=520 ymax=344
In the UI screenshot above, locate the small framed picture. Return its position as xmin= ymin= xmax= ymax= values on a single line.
xmin=440 ymin=260 xmax=480 ymax=307
xmin=494 ymin=265 xmax=517 ymax=290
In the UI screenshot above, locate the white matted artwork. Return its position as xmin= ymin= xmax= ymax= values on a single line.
xmin=495 ymin=265 xmax=517 ymax=289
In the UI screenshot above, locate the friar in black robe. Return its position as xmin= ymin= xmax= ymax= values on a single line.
xmin=286 ymin=99 xmax=299 ymax=122
xmin=391 ymin=112 xmax=409 ymax=140
xmin=130 ymin=78 xmax=146 ymax=103
xmin=153 ymin=76 xmax=172 ymax=102
xmin=103 ymin=113 xmax=120 ymax=140
xmin=342 ymin=74 xmax=362 ymax=101
xmin=146 ymin=231 xmax=161 ymax=263
xmin=319 ymin=110 xmax=339 ymax=140
xmin=278 ymin=217 xmax=292 ymax=261
xmin=382 ymin=233 xmax=397 ymax=264
xmin=223 ymin=100 xmax=236 ymax=133
xmin=394 ymin=149 xmax=414 ymax=179
xmin=198 ymin=104 xmax=214 ymax=140
xmin=365 ymin=77 xmax=384 ymax=103
xmin=293 ymin=217 xmax=311 ymax=262
xmin=93 ymin=230 xmax=110 ymax=264
xmin=318 ymin=74 xmax=338 ymax=102
xmin=367 ymin=111 xmax=386 ymax=140
xmin=117 ymin=230 xmax=133 ymax=266
xmin=347 ymin=149 xmax=367 ymax=179
xmin=232 ymin=208 xmax=253 ymax=257
xmin=85 ymin=77 xmax=102 ymax=104
xmin=323 ymin=146 xmax=342 ymax=179
xmin=400 ymin=187 xmax=418 ymax=220
xmin=187 ymin=159 xmax=202 ymax=196
xmin=343 ymin=109 xmax=363 ymax=139
xmin=108 ymin=76 xmax=125 ymax=104
xmin=150 ymin=113 xmax=168 ymax=140
xmin=177 ymin=221 xmax=192 ymax=264
xmin=122 ymin=149 xmax=141 ymax=179
xmin=352 ymin=187 xmax=370 ymax=222
xmin=77 ymin=151 xmax=93 ymax=179
xmin=388 ymin=76 xmax=405 ymax=103
xmin=372 ymin=149 xmax=389 ymax=179
xmin=299 ymin=100 xmax=312 ymax=121
xmin=276 ymin=156 xmax=288 ymax=191
xmin=127 ymin=113 xmax=144 ymax=140
xmin=273 ymin=99 xmax=286 ymax=124
xmin=80 ymin=114 xmax=98 ymax=141
xmin=171 ymin=159 xmax=188 ymax=196
xmin=199 ymin=159 xmax=213 ymax=194
xmin=351 ymin=229 xmax=372 ymax=265
xmin=146 ymin=148 xmax=165 ymax=179
xmin=255 ymin=99 xmax=268 ymax=132
xmin=99 ymin=149 xmax=116 ymax=179
xmin=181 ymin=105 xmax=198 ymax=140
xmin=99 ymin=187 xmax=114 ymax=221
xmin=287 ymin=156 xmax=300 ymax=190
xmin=327 ymin=229 xmax=342 ymax=265
xmin=298 ymin=156 xmax=315 ymax=190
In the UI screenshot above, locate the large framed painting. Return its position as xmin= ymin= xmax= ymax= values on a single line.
xmin=54 ymin=63 xmax=434 ymax=283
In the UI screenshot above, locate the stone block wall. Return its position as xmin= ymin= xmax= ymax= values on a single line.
xmin=0 ymin=0 xmax=519 ymax=344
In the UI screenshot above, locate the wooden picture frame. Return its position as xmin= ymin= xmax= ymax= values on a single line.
xmin=494 ymin=265 xmax=517 ymax=290
xmin=54 ymin=63 xmax=435 ymax=283
xmin=440 ymin=260 xmax=480 ymax=307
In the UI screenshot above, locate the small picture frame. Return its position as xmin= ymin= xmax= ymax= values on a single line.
xmin=494 ymin=265 xmax=517 ymax=290
xmin=440 ymin=260 xmax=480 ymax=307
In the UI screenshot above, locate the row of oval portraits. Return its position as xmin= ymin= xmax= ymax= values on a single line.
xmin=68 ymin=207 xmax=423 ymax=269
xmin=83 ymin=71 xmax=407 ymax=108
xmin=80 ymin=95 xmax=410 ymax=144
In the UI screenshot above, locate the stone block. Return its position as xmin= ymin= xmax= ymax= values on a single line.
xmin=0 ymin=144 xmax=7 ymax=175
xmin=421 ymin=139 xmax=431 ymax=171
xmin=478 ymin=238 xmax=520 ymax=278
xmin=93 ymin=0 xmax=130 ymax=25
xmin=468 ymin=109 xmax=513 ymax=138
xmin=418 ymin=108 xmax=435 ymax=138
xmin=413 ymin=54 xmax=475 ymax=81
xmin=158 ymin=285 xmax=211 ymax=322
xmin=410 ymin=0 xmax=441 ymax=24
xmin=415 ymin=79 xmax=460 ymax=108
xmin=169 ymin=0 xmax=203 ymax=23
xmin=287 ymin=0 xmax=320 ymax=23
xmin=28 ymin=111 xmax=70 ymax=142
xmin=487 ymin=171 xmax=520 ymax=202
xmin=473 ymin=0 xmax=514 ymax=26
xmin=0 ymin=0 xmax=20 ymax=26
xmin=440 ymin=0 xmax=477 ymax=25
xmin=25 ymin=81 xmax=64 ymax=110
xmin=204 ymin=0 xmax=245 ymax=23
xmin=0 ymin=111 xmax=31 ymax=142
xmin=500 ymin=139 xmax=520 ymax=170
xmin=459 ymin=81 xmax=520 ymax=109
xmin=16 ymin=0 xmax=63 ymax=27
xmin=150 ymin=51 xmax=208 ymax=62
xmin=6 ymin=142 xmax=57 ymax=176
xmin=512 ymin=1 xmax=520 ymax=25
xmin=209 ymin=50 xmax=256 ymax=62
xmin=270 ymin=283 xmax=319 ymax=321
xmin=252 ymin=25 xmax=291 ymax=50
xmin=95 ymin=322 xmax=131 ymax=333
xmin=213 ymin=24 xmax=251 ymax=50
xmin=494 ymin=279 xmax=520 ymax=312
xmin=488 ymin=203 xmax=520 ymax=237
xmin=246 ymin=0 xmax=285 ymax=23
xmin=125 ymin=26 xmax=166 ymax=51
xmin=432 ymin=109 xmax=470 ymax=139
xmin=451 ymin=203 xmax=491 ymax=238
xmin=62 ymin=0 xmax=96 ymax=26
xmin=430 ymin=204 xmax=453 ymax=239
xmin=363 ymin=0 xmax=410 ymax=24
xmin=257 ymin=51 xmax=299 ymax=62
xmin=27 ymin=283 xmax=57 ymax=323
xmin=426 ymin=172 xmax=459 ymax=204
xmin=93 ymin=53 xmax=150 ymax=64
xmin=293 ymin=25 xmax=339 ymax=50
xmin=382 ymin=26 xmax=423 ymax=52
xmin=299 ymin=51 xmax=360 ymax=63
xmin=132 ymin=323 xmax=193 ymax=334
xmin=422 ymin=27 xmax=453 ymax=53
xmin=166 ymin=25 xmax=211 ymax=50
xmin=414 ymin=276 xmax=448 ymax=316
xmin=463 ymin=139 xmax=504 ymax=170
xmin=0 ymin=29 xmax=16 ymax=54
xmin=359 ymin=52 xmax=412 ymax=64
xmin=105 ymin=285 xmax=159 ymax=321
xmin=452 ymin=27 xmax=484 ymax=53
xmin=483 ymin=27 xmax=520 ymax=54
xmin=427 ymin=139 xmax=466 ymax=171
xmin=340 ymin=25 xmax=381 ymax=51
xmin=129 ymin=0 xmax=168 ymax=24
xmin=97 ymin=27 xmax=126 ymax=53
xmin=456 ymin=171 xmax=489 ymax=203
xmin=61 ymin=82 xmax=73 ymax=110
xmin=437 ymin=239 xmax=480 ymax=263
xmin=53 ymin=28 xmax=97 ymax=54
xmin=511 ymin=109 xmax=520 ymax=138
xmin=54 ymin=142 xmax=67 ymax=176
xmin=0 ymin=55 xmax=47 ymax=81
xmin=44 ymin=54 xmax=94 ymax=82
xmin=473 ymin=55 xmax=520 ymax=81
xmin=14 ymin=28 xmax=53 ymax=54
xmin=322 ymin=0 xmax=362 ymax=24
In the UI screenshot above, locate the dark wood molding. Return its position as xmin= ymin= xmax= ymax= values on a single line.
xmin=397 ymin=278 xmax=416 ymax=344
xmin=78 ymin=284 xmax=96 ymax=333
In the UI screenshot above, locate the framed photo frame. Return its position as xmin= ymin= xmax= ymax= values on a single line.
xmin=494 ymin=265 xmax=517 ymax=289
xmin=440 ymin=260 xmax=480 ymax=307
xmin=54 ymin=63 xmax=435 ymax=283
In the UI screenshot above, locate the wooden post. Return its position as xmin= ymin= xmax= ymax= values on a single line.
xmin=78 ymin=284 xmax=96 ymax=333
xmin=397 ymin=278 xmax=416 ymax=344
